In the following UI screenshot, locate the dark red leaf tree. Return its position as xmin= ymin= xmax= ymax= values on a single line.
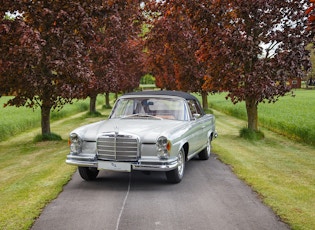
xmin=143 ymin=1 xmax=210 ymax=108
xmin=306 ymin=0 xmax=315 ymax=30
xmin=88 ymin=0 xmax=145 ymax=113
xmin=187 ymin=0 xmax=312 ymax=131
xmin=0 ymin=1 xmax=96 ymax=136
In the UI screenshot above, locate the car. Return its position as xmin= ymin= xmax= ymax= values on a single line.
xmin=66 ymin=90 xmax=217 ymax=183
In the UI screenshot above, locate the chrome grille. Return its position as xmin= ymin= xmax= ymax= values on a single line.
xmin=97 ymin=133 xmax=139 ymax=161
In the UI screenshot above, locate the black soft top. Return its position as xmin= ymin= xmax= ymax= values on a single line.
xmin=125 ymin=90 xmax=199 ymax=101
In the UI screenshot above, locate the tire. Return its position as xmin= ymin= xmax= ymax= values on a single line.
xmin=198 ymin=136 xmax=211 ymax=160
xmin=78 ymin=167 xmax=99 ymax=181
xmin=166 ymin=148 xmax=185 ymax=183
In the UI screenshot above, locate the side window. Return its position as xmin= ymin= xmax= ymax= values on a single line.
xmin=188 ymin=100 xmax=203 ymax=118
xmin=194 ymin=100 xmax=204 ymax=115
xmin=188 ymin=100 xmax=197 ymax=116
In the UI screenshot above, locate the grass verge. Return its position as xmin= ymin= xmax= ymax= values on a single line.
xmin=239 ymin=127 xmax=265 ymax=141
xmin=0 ymin=107 xmax=111 ymax=230
xmin=208 ymin=89 xmax=315 ymax=146
xmin=213 ymin=110 xmax=315 ymax=230
xmin=0 ymin=96 xmax=107 ymax=142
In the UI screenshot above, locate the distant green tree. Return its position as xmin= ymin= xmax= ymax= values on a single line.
xmin=306 ymin=44 xmax=315 ymax=86
xmin=140 ymin=74 xmax=155 ymax=84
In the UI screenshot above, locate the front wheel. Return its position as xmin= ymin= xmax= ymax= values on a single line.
xmin=166 ymin=148 xmax=185 ymax=183
xmin=78 ymin=167 xmax=99 ymax=181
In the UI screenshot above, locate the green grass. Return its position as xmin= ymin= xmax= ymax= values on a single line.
xmin=208 ymin=89 xmax=315 ymax=146
xmin=0 ymin=98 xmax=40 ymax=142
xmin=213 ymin=110 xmax=315 ymax=230
xmin=0 ymin=94 xmax=115 ymax=229
xmin=0 ymin=139 xmax=75 ymax=229
xmin=0 ymin=96 xmax=104 ymax=142
xmin=0 ymin=105 xmax=112 ymax=230
xmin=239 ymin=127 xmax=265 ymax=140
xmin=33 ymin=132 xmax=62 ymax=142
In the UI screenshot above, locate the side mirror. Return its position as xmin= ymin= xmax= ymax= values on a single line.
xmin=193 ymin=113 xmax=201 ymax=119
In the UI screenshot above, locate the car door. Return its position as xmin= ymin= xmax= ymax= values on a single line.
xmin=186 ymin=100 xmax=208 ymax=157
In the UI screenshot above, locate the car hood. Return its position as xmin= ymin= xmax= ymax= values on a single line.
xmin=71 ymin=118 xmax=187 ymax=143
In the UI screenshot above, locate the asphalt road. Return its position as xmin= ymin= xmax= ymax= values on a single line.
xmin=32 ymin=154 xmax=289 ymax=230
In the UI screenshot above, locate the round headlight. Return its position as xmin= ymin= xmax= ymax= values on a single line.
xmin=157 ymin=136 xmax=168 ymax=148
xmin=69 ymin=133 xmax=82 ymax=154
xmin=156 ymin=136 xmax=171 ymax=159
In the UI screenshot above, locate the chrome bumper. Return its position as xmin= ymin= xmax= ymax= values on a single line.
xmin=132 ymin=160 xmax=178 ymax=171
xmin=66 ymin=154 xmax=178 ymax=172
xmin=66 ymin=154 xmax=98 ymax=167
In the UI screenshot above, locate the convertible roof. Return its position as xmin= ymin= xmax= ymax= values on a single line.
xmin=125 ymin=90 xmax=199 ymax=101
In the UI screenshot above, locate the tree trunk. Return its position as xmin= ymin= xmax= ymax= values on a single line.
xmin=89 ymin=94 xmax=97 ymax=113
xmin=201 ymin=91 xmax=208 ymax=110
xmin=245 ymin=98 xmax=258 ymax=131
xmin=105 ymin=92 xmax=110 ymax=107
xmin=41 ymin=103 xmax=51 ymax=136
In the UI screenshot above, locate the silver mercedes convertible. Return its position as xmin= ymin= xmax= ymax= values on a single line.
xmin=66 ymin=90 xmax=217 ymax=183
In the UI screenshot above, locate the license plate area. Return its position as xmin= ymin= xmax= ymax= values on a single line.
xmin=98 ymin=161 xmax=131 ymax=172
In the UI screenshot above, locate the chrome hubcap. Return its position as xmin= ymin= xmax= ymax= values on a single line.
xmin=177 ymin=149 xmax=185 ymax=177
xmin=207 ymin=139 xmax=211 ymax=156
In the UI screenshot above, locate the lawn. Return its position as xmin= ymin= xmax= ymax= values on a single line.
xmin=212 ymin=110 xmax=315 ymax=230
xmin=207 ymin=89 xmax=315 ymax=146
xmin=0 ymin=103 xmax=111 ymax=230
xmin=0 ymin=96 xmax=97 ymax=142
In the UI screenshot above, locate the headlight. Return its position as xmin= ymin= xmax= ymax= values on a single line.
xmin=156 ymin=136 xmax=171 ymax=159
xmin=69 ymin=133 xmax=82 ymax=154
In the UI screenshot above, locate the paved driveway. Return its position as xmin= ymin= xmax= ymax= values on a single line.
xmin=32 ymin=154 xmax=288 ymax=230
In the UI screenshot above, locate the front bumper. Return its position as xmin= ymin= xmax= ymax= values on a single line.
xmin=66 ymin=154 xmax=178 ymax=172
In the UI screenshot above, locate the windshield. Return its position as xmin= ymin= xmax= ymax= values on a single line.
xmin=110 ymin=97 xmax=189 ymax=121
